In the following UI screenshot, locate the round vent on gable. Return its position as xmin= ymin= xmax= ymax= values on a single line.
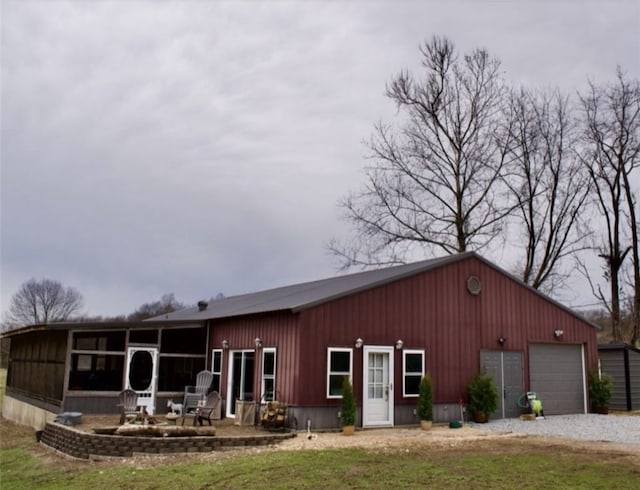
xmin=467 ymin=275 xmax=482 ymax=295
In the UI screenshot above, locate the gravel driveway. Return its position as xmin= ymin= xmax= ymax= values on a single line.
xmin=472 ymin=414 xmax=640 ymax=446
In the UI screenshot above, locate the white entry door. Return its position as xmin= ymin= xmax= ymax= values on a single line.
xmin=125 ymin=347 xmax=159 ymax=415
xmin=363 ymin=346 xmax=394 ymax=427
xmin=226 ymin=350 xmax=255 ymax=418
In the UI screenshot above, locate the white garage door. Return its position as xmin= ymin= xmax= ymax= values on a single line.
xmin=529 ymin=343 xmax=586 ymax=415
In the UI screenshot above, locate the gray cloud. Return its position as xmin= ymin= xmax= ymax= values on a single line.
xmin=2 ymin=0 xmax=638 ymax=317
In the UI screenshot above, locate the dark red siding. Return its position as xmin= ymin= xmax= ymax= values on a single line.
xmin=208 ymin=312 xmax=300 ymax=404
xmin=208 ymin=256 xmax=598 ymax=413
xmin=297 ymin=256 xmax=597 ymax=407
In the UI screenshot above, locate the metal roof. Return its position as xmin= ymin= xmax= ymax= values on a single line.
xmin=150 ymin=253 xmax=473 ymax=321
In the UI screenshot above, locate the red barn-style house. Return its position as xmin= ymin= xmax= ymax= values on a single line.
xmin=2 ymin=252 xmax=599 ymax=430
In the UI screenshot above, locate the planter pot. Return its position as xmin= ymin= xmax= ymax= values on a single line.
xmin=420 ymin=420 xmax=432 ymax=431
xmin=593 ymin=405 xmax=609 ymax=415
xmin=342 ymin=425 xmax=355 ymax=436
xmin=472 ymin=412 xmax=489 ymax=423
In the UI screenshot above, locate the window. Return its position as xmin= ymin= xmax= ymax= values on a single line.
xmin=262 ymin=348 xmax=277 ymax=402
xmin=403 ymin=350 xmax=425 ymax=397
xmin=327 ymin=348 xmax=352 ymax=398
xmin=68 ymin=353 xmax=125 ymax=391
xmin=211 ymin=349 xmax=223 ymax=392
xmin=157 ymin=357 xmax=206 ymax=392
xmin=69 ymin=331 xmax=126 ymax=391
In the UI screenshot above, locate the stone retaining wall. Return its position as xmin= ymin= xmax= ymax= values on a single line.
xmin=40 ymin=422 xmax=296 ymax=459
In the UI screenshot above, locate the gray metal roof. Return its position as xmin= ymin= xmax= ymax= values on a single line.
xmin=150 ymin=253 xmax=467 ymax=322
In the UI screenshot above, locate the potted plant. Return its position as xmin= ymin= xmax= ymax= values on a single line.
xmin=340 ymin=376 xmax=356 ymax=435
xmin=417 ymin=373 xmax=433 ymax=430
xmin=467 ymin=368 xmax=499 ymax=423
xmin=589 ymin=369 xmax=613 ymax=414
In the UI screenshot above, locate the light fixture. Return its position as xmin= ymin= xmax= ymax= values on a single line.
xmin=554 ymin=329 xmax=564 ymax=338
xmin=222 ymin=339 xmax=229 ymax=349
xmin=254 ymin=337 xmax=263 ymax=349
xmin=498 ymin=337 xmax=506 ymax=345
xmin=354 ymin=338 xmax=363 ymax=349
xmin=395 ymin=339 xmax=404 ymax=350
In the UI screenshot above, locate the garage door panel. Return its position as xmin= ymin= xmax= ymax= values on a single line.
xmin=529 ymin=343 xmax=585 ymax=415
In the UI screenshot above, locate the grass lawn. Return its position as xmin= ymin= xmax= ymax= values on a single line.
xmin=1 ymin=367 xmax=639 ymax=489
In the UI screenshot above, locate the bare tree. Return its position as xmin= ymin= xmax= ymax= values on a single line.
xmin=5 ymin=278 xmax=83 ymax=328
xmin=330 ymin=36 xmax=512 ymax=267
xmin=578 ymin=68 xmax=640 ymax=343
xmin=127 ymin=293 xmax=187 ymax=321
xmin=504 ymin=88 xmax=591 ymax=291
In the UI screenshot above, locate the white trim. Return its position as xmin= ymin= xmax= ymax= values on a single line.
xmin=581 ymin=343 xmax=587 ymax=414
xmin=225 ymin=349 xmax=254 ymax=418
xmin=124 ymin=346 xmax=159 ymax=415
xmin=362 ymin=345 xmax=394 ymax=428
xmin=211 ymin=348 xmax=223 ymax=393
xmin=326 ymin=347 xmax=353 ymax=399
xmin=402 ymin=349 xmax=425 ymax=397
xmin=261 ymin=347 xmax=277 ymax=401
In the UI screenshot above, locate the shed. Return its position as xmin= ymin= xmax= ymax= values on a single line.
xmin=598 ymin=343 xmax=640 ymax=411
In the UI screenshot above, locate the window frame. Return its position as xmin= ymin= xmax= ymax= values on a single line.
xmin=326 ymin=347 xmax=353 ymax=399
xmin=261 ymin=347 xmax=277 ymax=402
xmin=402 ymin=349 xmax=425 ymax=397
xmin=211 ymin=348 xmax=223 ymax=393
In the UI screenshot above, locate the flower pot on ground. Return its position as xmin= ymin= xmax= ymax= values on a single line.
xmin=589 ymin=369 xmax=613 ymax=414
xmin=467 ymin=368 xmax=499 ymax=423
xmin=340 ymin=376 xmax=356 ymax=435
xmin=417 ymin=373 xmax=434 ymax=430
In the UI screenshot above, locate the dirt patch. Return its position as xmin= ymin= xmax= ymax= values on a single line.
xmin=2 ymin=416 xmax=638 ymax=472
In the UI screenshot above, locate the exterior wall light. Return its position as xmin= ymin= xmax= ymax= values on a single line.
xmin=354 ymin=338 xmax=363 ymax=349
xmin=498 ymin=337 xmax=506 ymax=345
xmin=222 ymin=340 xmax=229 ymax=350
xmin=554 ymin=329 xmax=564 ymax=338
xmin=254 ymin=337 xmax=263 ymax=349
xmin=395 ymin=339 xmax=404 ymax=350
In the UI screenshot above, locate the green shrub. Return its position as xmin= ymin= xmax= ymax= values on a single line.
xmin=417 ymin=373 xmax=433 ymax=421
xmin=467 ymin=368 xmax=499 ymax=416
xmin=589 ymin=369 xmax=613 ymax=407
xmin=340 ymin=376 xmax=356 ymax=426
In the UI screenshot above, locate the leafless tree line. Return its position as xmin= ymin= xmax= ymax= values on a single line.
xmin=330 ymin=36 xmax=639 ymax=345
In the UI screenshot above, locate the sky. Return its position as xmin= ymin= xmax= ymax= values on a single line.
xmin=1 ymin=0 xmax=639 ymax=319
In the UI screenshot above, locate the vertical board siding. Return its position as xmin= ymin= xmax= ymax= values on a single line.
xmin=599 ymin=350 xmax=628 ymax=410
xmin=205 ymin=256 xmax=597 ymax=414
xmin=209 ymin=313 xmax=300 ymax=406
xmin=295 ymin=256 xmax=597 ymax=409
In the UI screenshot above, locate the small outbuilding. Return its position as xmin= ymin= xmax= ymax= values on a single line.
xmin=598 ymin=343 xmax=640 ymax=411
xmin=2 ymin=252 xmax=600 ymax=430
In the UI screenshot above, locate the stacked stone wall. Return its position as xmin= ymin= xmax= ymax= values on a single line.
xmin=40 ymin=422 xmax=295 ymax=459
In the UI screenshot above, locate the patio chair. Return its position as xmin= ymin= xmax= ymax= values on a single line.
xmin=195 ymin=391 xmax=222 ymax=426
xmin=118 ymin=389 xmax=139 ymax=424
xmin=182 ymin=370 xmax=214 ymax=418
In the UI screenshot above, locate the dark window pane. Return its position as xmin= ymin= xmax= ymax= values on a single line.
xmin=329 ymin=375 xmax=344 ymax=396
xmin=212 ymin=351 xmax=222 ymax=372
xmin=129 ymin=329 xmax=159 ymax=344
xmin=264 ymin=379 xmax=275 ymax=401
xmin=157 ymin=357 xmax=206 ymax=391
xmin=405 ymin=375 xmax=421 ymax=395
xmin=405 ymin=353 xmax=423 ymax=373
xmin=330 ymin=351 xmax=351 ymax=372
xmin=212 ymin=373 xmax=221 ymax=392
xmin=160 ymin=327 xmax=207 ymax=354
xmin=73 ymin=331 xmax=125 ymax=351
xmin=263 ymin=352 xmax=275 ymax=375
xmin=68 ymin=354 xmax=124 ymax=391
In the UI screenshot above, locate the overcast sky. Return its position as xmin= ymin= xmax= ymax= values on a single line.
xmin=1 ymin=0 xmax=639 ymax=319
